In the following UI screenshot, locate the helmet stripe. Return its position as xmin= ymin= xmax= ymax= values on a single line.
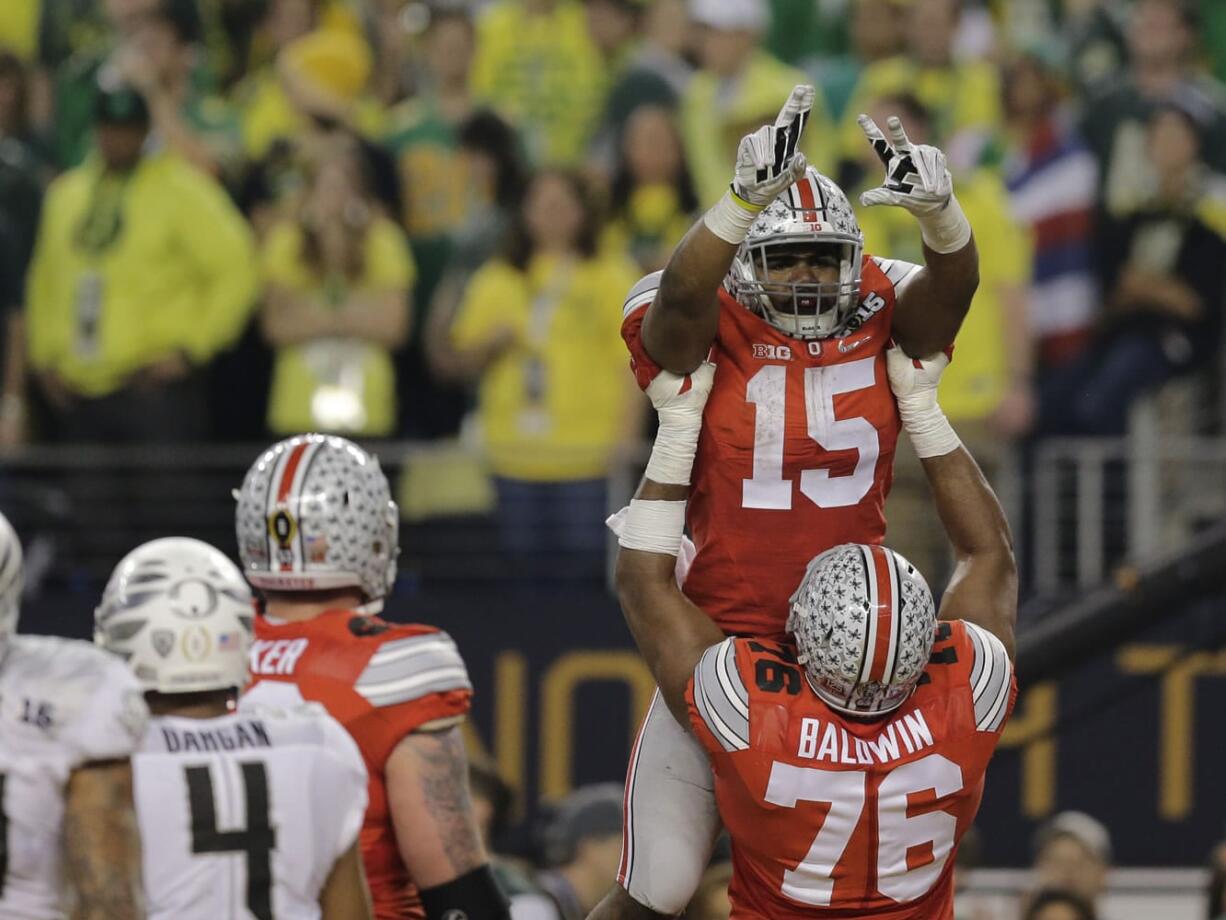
xmin=880 ymin=548 xmax=904 ymax=685
xmin=276 ymin=441 xmax=310 ymax=505
xmin=867 ymin=545 xmax=896 ymax=683
xmin=853 ymin=544 xmax=879 ymax=696
xmin=794 ymin=175 xmax=819 ymax=222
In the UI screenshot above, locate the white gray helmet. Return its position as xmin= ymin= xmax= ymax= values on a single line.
xmin=0 ymin=511 xmax=22 ymax=660
xmin=235 ymin=434 xmax=399 ymax=603
xmin=787 ymin=543 xmax=936 ymax=716
xmin=96 ymin=537 xmax=254 ymax=694
xmin=729 ymin=166 xmax=864 ymax=339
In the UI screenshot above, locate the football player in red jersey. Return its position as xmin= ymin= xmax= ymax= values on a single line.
xmin=602 ymin=84 xmax=984 ymax=917
xmin=234 ymin=434 xmax=510 ymax=920
xmin=611 ymin=342 xmax=1016 ymax=919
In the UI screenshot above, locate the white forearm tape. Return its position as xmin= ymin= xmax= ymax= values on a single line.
xmin=617 ymin=500 xmax=686 ymax=557
xmin=702 ymin=189 xmax=763 ymax=245
xmin=917 ymin=192 xmax=972 ymax=254
xmin=898 ymin=405 xmax=962 ymax=459
xmin=644 ymin=421 xmax=703 ymax=486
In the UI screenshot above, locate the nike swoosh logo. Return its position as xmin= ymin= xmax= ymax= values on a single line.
xmin=838 ymin=336 xmax=871 ymax=353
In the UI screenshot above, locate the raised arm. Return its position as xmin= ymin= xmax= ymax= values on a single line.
xmin=886 ymin=346 xmax=1017 ymax=657
xmin=63 ymin=759 xmax=144 ymax=920
xmin=857 ymin=115 xmax=979 ymax=358
xmin=614 ymin=363 xmax=724 ymax=725
xmin=642 ymin=86 xmax=814 ymax=374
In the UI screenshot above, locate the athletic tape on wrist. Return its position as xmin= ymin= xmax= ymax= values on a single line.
xmin=703 ymin=189 xmax=762 ymax=245
xmin=618 ymin=500 xmax=686 ymax=556
xmin=643 ymin=421 xmax=702 ymax=485
xmin=918 ymin=193 xmax=972 ymax=254
xmin=900 ymin=406 xmax=962 ymax=459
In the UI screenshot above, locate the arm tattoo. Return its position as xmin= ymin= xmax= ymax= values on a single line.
xmin=408 ymin=728 xmax=485 ymax=875
xmin=63 ymin=761 xmax=144 ymax=920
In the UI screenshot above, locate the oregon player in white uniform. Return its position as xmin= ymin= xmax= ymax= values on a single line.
xmin=96 ymin=537 xmax=373 ymax=920
xmin=0 ymin=511 xmax=148 ymax=919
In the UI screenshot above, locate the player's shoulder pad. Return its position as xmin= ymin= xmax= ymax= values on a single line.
xmin=353 ymin=626 xmax=472 ymax=709
xmin=7 ymin=635 xmax=149 ymax=760
xmin=961 ymin=621 xmax=1013 ymax=733
xmin=869 ymin=255 xmax=922 ymax=294
xmin=692 ymin=637 xmax=750 ymax=753
xmin=622 ymin=270 xmax=663 ymax=319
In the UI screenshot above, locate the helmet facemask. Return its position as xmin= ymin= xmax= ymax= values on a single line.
xmin=729 ymin=168 xmax=864 ymax=339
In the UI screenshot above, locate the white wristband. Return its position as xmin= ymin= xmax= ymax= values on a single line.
xmin=644 ymin=420 xmax=702 ymax=486
xmin=618 ymin=500 xmax=686 ymax=556
xmin=916 ymin=192 xmax=972 ymax=254
xmin=899 ymin=405 xmax=962 ymax=459
xmin=702 ymin=189 xmax=763 ymax=245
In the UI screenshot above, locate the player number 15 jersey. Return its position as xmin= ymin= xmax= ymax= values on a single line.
xmin=622 ymin=256 xmax=921 ymax=638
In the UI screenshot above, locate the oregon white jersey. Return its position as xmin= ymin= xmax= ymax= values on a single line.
xmin=0 ymin=635 xmax=148 ymax=919
xmin=133 ymin=701 xmax=367 ymax=920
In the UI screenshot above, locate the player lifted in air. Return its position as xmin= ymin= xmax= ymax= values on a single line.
xmin=0 ymin=511 xmax=147 ymax=919
xmin=234 ymin=434 xmax=510 ymax=920
xmin=604 ymin=84 xmax=981 ymax=917
xmin=95 ymin=536 xmax=373 ymax=919
xmin=613 ymin=341 xmax=1016 ymax=919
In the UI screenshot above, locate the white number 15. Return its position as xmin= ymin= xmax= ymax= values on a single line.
xmin=743 ymin=357 xmax=880 ymax=510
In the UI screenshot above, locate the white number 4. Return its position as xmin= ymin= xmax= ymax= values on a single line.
xmin=743 ymin=357 xmax=880 ymax=511
xmin=764 ymin=753 xmax=963 ymax=906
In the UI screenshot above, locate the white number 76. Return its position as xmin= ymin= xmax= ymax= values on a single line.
xmin=764 ymin=753 xmax=963 ymax=905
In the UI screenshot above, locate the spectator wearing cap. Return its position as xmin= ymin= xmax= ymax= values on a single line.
xmin=470 ymin=0 xmax=606 ymax=166
xmin=48 ymin=0 xmax=216 ymax=171
xmin=1038 ymin=96 xmax=1226 ymax=437
xmin=537 ymin=784 xmax=624 ymax=920
xmin=1031 ymin=812 xmax=1113 ymax=915
xmin=594 ymin=0 xmax=693 ymax=165
xmin=838 ymin=0 xmax=1003 ymax=174
xmin=25 ymin=75 xmax=257 ymax=441
xmin=681 ymin=0 xmax=834 ymax=204
xmin=1024 ymin=888 xmax=1098 ymax=920
xmin=1081 ymin=0 xmax=1226 ymax=218
xmin=1002 ymin=46 xmax=1100 ymax=370
xmin=107 ymin=0 xmax=240 ymax=179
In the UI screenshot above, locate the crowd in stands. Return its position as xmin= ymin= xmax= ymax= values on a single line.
xmin=1 ymin=0 xmax=1225 ymax=571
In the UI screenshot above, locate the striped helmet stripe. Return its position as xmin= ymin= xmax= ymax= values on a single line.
xmin=794 ymin=175 xmax=820 ymax=222
xmin=867 ymin=545 xmax=898 ymax=683
xmin=852 ymin=545 xmax=879 ymax=697
xmin=265 ymin=439 xmax=317 ymax=573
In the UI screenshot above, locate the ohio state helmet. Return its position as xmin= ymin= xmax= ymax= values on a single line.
xmin=235 ymin=434 xmax=399 ymax=603
xmin=729 ymin=166 xmax=864 ymax=339
xmin=787 ymin=543 xmax=936 ymax=716
xmin=96 ymin=538 xmax=253 ymax=693
xmin=0 ymin=511 xmax=22 ymax=660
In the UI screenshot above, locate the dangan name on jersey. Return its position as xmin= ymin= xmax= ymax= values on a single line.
xmin=158 ymin=719 xmax=273 ymax=753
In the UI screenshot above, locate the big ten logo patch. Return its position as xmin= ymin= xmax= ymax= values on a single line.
xmin=752 ymin=343 xmax=792 ymax=361
xmin=267 ymin=509 xmax=296 ymax=567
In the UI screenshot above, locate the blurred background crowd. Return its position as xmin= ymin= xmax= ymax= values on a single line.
xmin=1 ymin=0 xmax=1225 ymax=588
xmin=1 ymin=0 xmax=1225 ymax=916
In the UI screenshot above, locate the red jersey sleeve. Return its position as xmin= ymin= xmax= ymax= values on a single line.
xmin=621 ymin=270 xmax=665 ymax=390
xmin=349 ymin=626 xmax=473 ymax=766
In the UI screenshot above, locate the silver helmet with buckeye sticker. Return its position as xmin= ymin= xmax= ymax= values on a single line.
xmin=234 ymin=434 xmax=399 ymax=604
xmin=787 ymin=543 xmax=936 ymax=716
xmin=728 ymin=166 xmax=864 ymax=339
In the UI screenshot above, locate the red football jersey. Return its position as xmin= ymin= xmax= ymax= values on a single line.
xmin=244 ymin=610 xmax=472 ymax=920
xmin=684 ymin=621 xmax=1016 ymax=919
xmin=622 ymin=256 xmax=920 ymax=638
